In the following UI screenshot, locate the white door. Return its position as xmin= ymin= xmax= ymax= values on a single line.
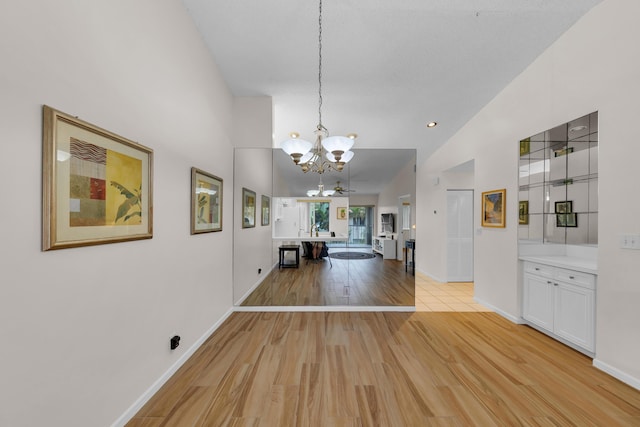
xmin=446 ymin=190 xmax=473 ymax=282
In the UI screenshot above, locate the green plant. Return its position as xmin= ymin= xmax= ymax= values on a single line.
xmin=197 ymin=194 xmax=208 ymax=223
xmin=110 ymin=181 xmax=142 ymax=223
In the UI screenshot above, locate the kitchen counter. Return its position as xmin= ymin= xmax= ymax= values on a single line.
xmin=519 ymin=255 xmax=597 ymax=275
xmin=273 ymin=236 xmax=348 ymax=242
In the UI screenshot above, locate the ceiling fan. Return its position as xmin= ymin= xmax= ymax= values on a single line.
xmin=333 ymin=181 xmax=355 ymax=194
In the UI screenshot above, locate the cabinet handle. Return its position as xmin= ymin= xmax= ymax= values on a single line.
xmin=547 ymin=281 xmax=552 ymax=284
xmin=569 ymin=276 xmax=575 ymax=279
xmin=535 ymin=267 xmax=540 ymax=271
xmin=554 ymin=283 xmax=559 ymax=286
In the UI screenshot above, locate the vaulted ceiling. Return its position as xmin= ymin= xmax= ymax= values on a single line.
xmin=182 ymin=0 xmax=602 ymax=195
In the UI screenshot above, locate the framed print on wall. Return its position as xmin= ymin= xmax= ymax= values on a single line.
xmin=261 ymin=195 xmax=270 ymax=226
xmin=337 ymin=207 xmax=347 ymax=220
xmin=481 ymin=189 xmax=506 ymax=228
xmin=242 ymin=188 xmax=256 ymax=228
xmin=555 ymin=200 xmax=573 ymax=214
xmin=519 ymin=201 xmax=529 ymax=225
xmin=556 ymin=213 xmax=578 ymax=227
xmin=191 ymin=167 xmax=223 ymax=234
xmin=42 ymin=105 xmax=153 ymax=250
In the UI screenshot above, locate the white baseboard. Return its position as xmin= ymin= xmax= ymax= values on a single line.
xmin=415 ymin=267 xmax=446 ymax=283
xmin=234 ymin=262 xmax=278 ymax=305
xmin=593 ymin=359 xmax=640 ymax=391
xmin=473 ymin=297 xmax=523 ymax=324
xmin=111 ymin=307 xmax=235 ymax=427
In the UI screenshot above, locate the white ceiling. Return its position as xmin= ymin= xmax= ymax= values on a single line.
xmin=182 ymin=0 xmax=602 ymax=195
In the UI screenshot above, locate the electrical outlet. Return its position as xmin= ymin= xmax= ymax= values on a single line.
xmin=170 ymin=335 xmax=180 ymax=350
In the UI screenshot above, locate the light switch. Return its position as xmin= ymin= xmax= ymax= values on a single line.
xmin=620 ymin=234 xmax=631 ymax=249
xmin=619 ymin=234 xmax=640 ymax=249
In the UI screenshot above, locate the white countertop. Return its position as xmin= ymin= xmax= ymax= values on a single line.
xmin=519 ymin=255 xmax=598 ymax=275
xmin=273 ymin=236 xmax=348 ymax=242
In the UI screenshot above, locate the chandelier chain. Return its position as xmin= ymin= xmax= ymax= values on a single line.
xmin=318 ymin=0 xmax=323 ymax=130
xmin=280 ymin=0 xmax=354 ymax=176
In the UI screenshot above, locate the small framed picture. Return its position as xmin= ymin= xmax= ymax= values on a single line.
xmin=519 ymin=201 xmax=529 ymax=225
xmin=242 ymin=188 xmax=256 ymax=228
xmin=481 ymin=189 xmax=506 ymax=228
xmin=556 ymin=213 xmax=578 ymax=228
xmin=337 ymin=207 xmax=347 ymax=220
xmin=555 ymin=201 xmax=573 ymax=214
xmin=191 ymin=167 xmax=222 ymax=234
xmin=261 ymin=195 xmax=270 ymax=226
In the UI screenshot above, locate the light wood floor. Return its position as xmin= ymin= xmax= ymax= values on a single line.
xmin=241 ymin=250 xmax=415 ymax=306
xmin=127 ymin=312 xmax=640 ymax=426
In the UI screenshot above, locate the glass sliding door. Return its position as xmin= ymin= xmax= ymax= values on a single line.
xmin=348 ymin=206 xmax=373 ymax=248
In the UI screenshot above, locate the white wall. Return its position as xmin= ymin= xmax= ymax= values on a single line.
xmin=348 ymin=194 xmax=379 ymax=206
xmin=418 ymin=0 xmax=640 ymax=388
xmin=0 ymin=1 xmax=236 ymax=426
xmin=230 ymin=100 xmax=274 ymax=305
xmin=233 ymin=149 xmax=273 ymax=304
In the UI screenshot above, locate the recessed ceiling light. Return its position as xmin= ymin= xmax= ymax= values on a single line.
xmin=569 ymin=125 xmax=587 ymax=132
xmin=427 ymin=122 xmax=437 ymax=128
xmin=289 ymin=132 xmax=300 ymax=138
xmin=346 ymin=133 xmax=358 ymax=139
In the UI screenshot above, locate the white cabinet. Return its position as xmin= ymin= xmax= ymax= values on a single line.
xmin=373 ymin=238 xmax=396 ymax=259
xmin=523 ymin=261 xmax=595 ymax=354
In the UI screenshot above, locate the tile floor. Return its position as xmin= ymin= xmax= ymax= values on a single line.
xmin=415 ymin=272 xmax=492 ymax=312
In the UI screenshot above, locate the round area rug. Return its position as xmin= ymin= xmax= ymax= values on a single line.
xmin=329 ymin=252 xmax=376 ymax=260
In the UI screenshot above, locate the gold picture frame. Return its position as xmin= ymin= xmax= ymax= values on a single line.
xmin=242 ymin=188 xmax=256 ymax=228
xmin=42 ymin=105 xmax=153 ymax=250
xmin=481 ymin=189 xmax=506 ymax=228
xmin=519 ymin=200 xmax=529 ymax=225
xmin=191 ymin=167 xmax=223 ymax=234
xmin=337 ymin=207 xmax=347 ymax=220
xmin=261 ymin=195 xmax=270 ymax=226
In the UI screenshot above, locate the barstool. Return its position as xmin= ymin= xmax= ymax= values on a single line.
xmin=279 ymin=244 xmax=300 ymax=269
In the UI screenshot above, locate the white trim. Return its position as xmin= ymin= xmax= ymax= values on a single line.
xmin=234 ymin=305 xmax=416 ymax=312
xmin=111 ymin=307 xmax=235 ymax=427
xmin=417 ymin=267 xmax=445 ymax=283
xmin=473 ymin=297 xmax=523 ymax=324
xmin=593 ymin=359 xmax=640 ymax=391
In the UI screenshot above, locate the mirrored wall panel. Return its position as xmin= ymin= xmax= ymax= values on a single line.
xmin=233 ymin=147 xmax=416 ymax=307
xmin=518 ymin=112 xmax=598 ymax=245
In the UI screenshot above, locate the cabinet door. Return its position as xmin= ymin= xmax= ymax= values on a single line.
xmin=523 ymin=273 xmax=555 ymax=331
xmin=554 ymin=281 xmax=595 ymax=352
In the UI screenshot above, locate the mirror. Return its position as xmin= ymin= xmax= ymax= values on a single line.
xmin=519 ymin=112 xmax=598 ymax=245
xmin=233 ymin=147 xmax=416 ymax=307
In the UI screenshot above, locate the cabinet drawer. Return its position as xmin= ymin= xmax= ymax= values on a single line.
xmin=524 ymin=262 xmax=554 ymax=278
xmin=556 ymin=269 xmax=596 ymax=289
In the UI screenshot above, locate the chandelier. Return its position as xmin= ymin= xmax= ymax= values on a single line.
xmin=280 ymin=0 xmax=356 ymax=174
xmin=306 ymin=177 xmax=335 ymax=197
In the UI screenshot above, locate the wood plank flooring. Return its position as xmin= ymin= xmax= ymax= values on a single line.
xmin=241 ymin=251 xmax=415 ymax=306
xmin=127 ymin=312 xmax=640 ymax=426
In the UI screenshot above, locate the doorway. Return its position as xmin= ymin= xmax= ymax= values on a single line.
xmin=347 ymin=206 xmax=373 ymax=248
